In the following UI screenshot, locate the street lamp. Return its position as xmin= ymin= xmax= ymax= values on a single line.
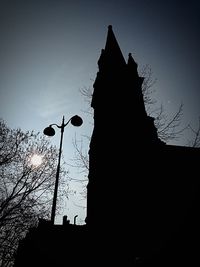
xmin=43 ymin=115 xmax=83 ymax=225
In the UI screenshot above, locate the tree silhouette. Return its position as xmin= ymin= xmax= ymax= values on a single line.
xmin=0 ymin=119 xmax=67 ymax=267
xmin=187 ymin=117 xmax=200 ymax=147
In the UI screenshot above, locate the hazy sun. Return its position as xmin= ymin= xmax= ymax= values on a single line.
xmin=30 ymin=154 xmax=43 ymax=167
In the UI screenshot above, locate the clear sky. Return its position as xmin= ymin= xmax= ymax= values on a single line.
xmin=0 ymin=0 xmax=200 ymax=224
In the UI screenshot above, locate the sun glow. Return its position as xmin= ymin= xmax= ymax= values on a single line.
xmin=30 ymin=154 xmax=43 ymax=167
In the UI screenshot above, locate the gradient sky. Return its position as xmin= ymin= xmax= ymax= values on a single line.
xmin=0 ymin=0 xmax=200 ymax=224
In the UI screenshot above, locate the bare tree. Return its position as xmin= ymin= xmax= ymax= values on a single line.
xmin=0 ymin=119 xmax=67 ymax=267
xmin=153 ymin=103 xmax=188 ymax=142
xmin=139 ymin=65 xmax=188 ymax=142
xmin=187 ymin=117 xmax=200 ymax=147
xmin=140 ymin=64 xmax=157 ymax=107
xmin=140 ymin=66 xmax=199 ymax=145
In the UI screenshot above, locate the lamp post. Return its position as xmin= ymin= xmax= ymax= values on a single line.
xmin=43 ymin=115 xmax=83 ymax=225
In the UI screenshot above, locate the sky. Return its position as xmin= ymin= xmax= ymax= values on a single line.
xmin=0 ymin=0 xmax=200 ymax=224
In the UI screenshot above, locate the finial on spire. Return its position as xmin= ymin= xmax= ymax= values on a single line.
xmin=108 ymin=25 xmax=112 ymax=30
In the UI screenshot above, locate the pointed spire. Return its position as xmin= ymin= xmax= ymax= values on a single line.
xmin=128 ymin=53 xmax=138 ymax=70
xmin=127 ymin=53 xmax=144 ymax=86
xmin=98 ymin=25 xmax=126 ymax=70
xmin=105 ymin=25 xmax=126 ymax=65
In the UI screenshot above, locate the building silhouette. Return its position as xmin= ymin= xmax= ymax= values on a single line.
xmin=14 ymin=25 xmax=200 ymax=266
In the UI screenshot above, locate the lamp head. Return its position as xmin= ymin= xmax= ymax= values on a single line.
xmin=43 ymin=126 xmax=55 ymax=136
xmin=70 ymin=115 xmax=83 ymax=127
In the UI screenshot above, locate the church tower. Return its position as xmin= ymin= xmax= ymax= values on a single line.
xmin=86 ymin=25 xmax=163 ymax=230
xmin=14 ymin=25 xmax=200 ymax=267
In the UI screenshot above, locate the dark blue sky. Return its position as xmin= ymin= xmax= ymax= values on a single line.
xmin=0 ymin=0 xmax=199 ymax=223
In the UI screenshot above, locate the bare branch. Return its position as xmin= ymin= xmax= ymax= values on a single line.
xmin=155 ymin=103 xmax=186 ymax=142
xmin=187 ymin=117 xmax=200 ymax=147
